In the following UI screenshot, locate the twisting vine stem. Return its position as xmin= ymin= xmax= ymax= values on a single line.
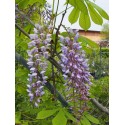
xmin=52 ymin=0 xmax=55 ymax=15
xmin=51 ymin=40 xmax=56 ymax=99
xmin=15 ymin=7 xmax=35 ymax=27
xmin=15 ymin=23 xmax=30 ymax=38
xmin=55 ymin=0 xmax=69 ymax=51
xmin=52 ymin=0 xmax=59 ymax=34
xmin=57 ymin=6 xmax=72 ymax=16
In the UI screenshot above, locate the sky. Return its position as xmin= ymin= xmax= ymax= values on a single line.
xmin=47 ymin=0 xmax=109 ymax=31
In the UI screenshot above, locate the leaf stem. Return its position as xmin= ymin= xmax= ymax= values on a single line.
xmin=15 ymin=7 xmax=35 ymax=27
xmin=55 ymin=0 xmax=69 ymax=51
xmin=52 ymin=0 xmax=60 ymax=34
xmin=52 ymin=0 xmax=55 ymax=15
xmin=57 ymin=6 xmax=72 ymax=16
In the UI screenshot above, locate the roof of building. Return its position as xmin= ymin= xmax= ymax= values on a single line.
xmin=78 ymin=29 xmax=101 ymax=33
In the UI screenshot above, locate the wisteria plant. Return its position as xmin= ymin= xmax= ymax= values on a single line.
xmin=15 ymin=0 xmax=109 ymax=125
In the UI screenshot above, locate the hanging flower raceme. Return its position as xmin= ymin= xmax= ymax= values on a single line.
xmin=59 ymin=29 xmax=92 ymax=101
xmin=41 ymin=2 xmax=53 ymax=27
xmin=26 ymin=2 xmax=54 ymax=107
xmin=27 ymin=23 xmax=52 ymax=107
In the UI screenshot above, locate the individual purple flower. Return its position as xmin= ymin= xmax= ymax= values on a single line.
xmin=61 ymin=46 xmax=68 ymax=54
xmin=28 ymin=41 xmax=36 ymax=48
xmin=29 ymin=34 xmax=38 ymax=40
xmin=43 ymin=52 xmax=49 ymax=59
xmin=61 ymin=54 xmax=68 ymax=64
xmin=74 ymin=32 xmax=79 ymax=41
xmin=35 ymin=24 xmax=42 ymax=31
xmin=35 ymin=102 xmax=38 ymax=107
xmin=27 ymin=62 xmax=34 ymax=66
xmin=60 ymin=36 xmax=65 ymax=42
xmin=34 ymin=28 xmax=38 ymax=34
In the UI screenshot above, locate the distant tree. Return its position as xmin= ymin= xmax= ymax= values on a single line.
xmin=101 ymin=23 xmax=109 ymax=40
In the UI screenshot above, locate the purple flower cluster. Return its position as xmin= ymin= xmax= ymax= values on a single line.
xmin=41 ymin=3 xmax=52 ymax=25
xmin=27 ymin=24 xmax=52 ymax=106
xmin=59 ymin=29 xmax=92 ymax=101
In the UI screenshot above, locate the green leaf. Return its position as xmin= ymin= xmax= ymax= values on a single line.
xmin=16 ymin=84 xmax=27 ymax=95
xmin=77 ymin=35 xmax=99 ymax=54
xmin=24 ymin=24 xmax=33 ymax=33
xmin=82 ymin=46 xmax=93 ymax=54
xmin=78 ymin=122 xmax=82 ymax=125
xmin=68 ymin=0 xmax=87 ymax=13
xmin=18 ymin=0 xmax=29 ymax=9
xmin=15 ymin=112 xmax=21 ymax=124
xmin=76 ymin=0 xmax=87 ymax=13
xmin=63 ymin=110 xmax=77 ymax=122
xmin=90 ymin=2 xmax=109 ymax=20
xmin=16 ymin=68 xmax=28 ymax=82
xmin=68 ymin=7 xmax=80 ymax=24
xmin=85 ymin=114 xmax=100 ymax=124
xmin=22 ymin=121 xmax=28 ymax=125
xmin=68 ymin=0 xmax=76 ymax=6
xmin=52 ymin=110 xmax=67 ymax=125
xmin=81 ymin=117 xmax=91 ymax=125
xmin=86 ymin=1 xmax=103 ymax=25
xmin=18 ymin=0 xmax=45 ymax=9
xmin=68 ymin=0 xmax=108 ymax=30
xmin=36 ymin=109 xmax=59 ymax=119
xmin=28 ymin=0 xmax=46 ymax=6
xmin=60 ymin=32 xmax=68 ymax=37
xmin=78 ymin=36 xmax=99 ymax=49
xmin=16 ymin=0 xmax=23 ymax=4
xmin=79 ymin=12 xmax=91 ymax=30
